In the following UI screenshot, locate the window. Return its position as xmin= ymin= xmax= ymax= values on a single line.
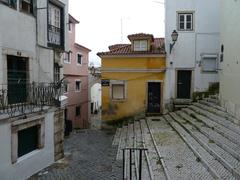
xmin=201 ymin=55 xmax=218 ymax=72
xmin=20 ymin=0 xmax=33 ymax=14
xmin=64 ymin=51 xmax=71 ymax=63
xmin=77 ymin=53 xmax=82 ymax=65
xmin=75 ymin=80 xmax=81 ymax=91
xmin=69 ymin=23 xmax=72 ymax=32
xmin=178 ymin=13 xmax=194 ymax=31
xmin=0 ymin=0 xmax=17 ymax=9
xmin=134 ymin=40 xmax=148 ymax=51
xmin=48 ymin=2 xmax=63 ymax=47
xmin=76 ymin=106 xmax=81 ymax=116
xmin=54 ymin=63 xmax=60 ymax=82
xmin=111 ymin=81 xmax=126 ymax=100
xmin=7 ymin=55 xmax=28 ymax=104
xmin=63 ymin=84 xmax=68 ymax=93
xmin=11 ymin=117 xmax=44 ymax=163
xmin=18 ymin=125 xmax=39 ymax=158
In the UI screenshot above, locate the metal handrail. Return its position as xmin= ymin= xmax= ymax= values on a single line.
xmin=0 ymin=82 xmax=62 ymax=118
xmin=122 ymin=147 xmax=148 ymax=180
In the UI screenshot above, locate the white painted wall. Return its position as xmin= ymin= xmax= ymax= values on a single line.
xmin=0 ymin=0 xmax=69 ymax=84
xmin=0 ymin=0 xmax=69 ymax=178
xmin=219 ymin=0 xmax=240 ymax=119
xmin=91 ymin=83 xmax=102 ymax=111
xmin=164 ymin=0 xmax=220 ymax=107
xmin=0 ymin=110 xmax=55 ymax=180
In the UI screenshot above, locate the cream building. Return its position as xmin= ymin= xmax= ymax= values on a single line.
xmin=219 ymin=0 xmax=240 ymax=122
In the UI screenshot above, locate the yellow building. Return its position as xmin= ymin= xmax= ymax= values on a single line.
xmin=97 ymin=33 xmax=166 ymax=122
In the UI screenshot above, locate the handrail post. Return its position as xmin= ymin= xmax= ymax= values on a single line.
xmin=139 ymin=149 xmax=142 ymax=180
xmin=129 ymin=149 xmax=132 ymax=180
xmin=122 ymin=149 xmax=125 ymax=180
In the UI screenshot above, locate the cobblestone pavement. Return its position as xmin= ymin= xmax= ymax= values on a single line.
xmin=30 ymin=129 xmax=122 ymax=180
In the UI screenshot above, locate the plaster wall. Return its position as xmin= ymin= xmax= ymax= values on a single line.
xmin=164 ymin=0 xmax=220 ymax=103
xmin=0 ymin=111 xmax=55 ymax=180
xmin=219 ymin=0 xmax=240 ymax=120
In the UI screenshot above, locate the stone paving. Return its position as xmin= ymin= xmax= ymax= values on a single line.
xmin=29 ymin=129 xmax=122 ymax=180
xmin=113 ymin=98 xmax=240 ymax=179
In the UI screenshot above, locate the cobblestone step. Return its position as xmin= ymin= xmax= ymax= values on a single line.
xmin=149 ymin=117 xmax=214 ymax=180
xmin=189 ymin=105 xmax=240 ymax=146
xmin=204 ymin=97 xmax=220 ymax=105
xmin=112 ymin=127 xmax=122 ymax=146
xmin=195 ymin=102 xmax=239 ymax=126
xmin=170 ymin=112 xmax=240 ymax=179
xmin=179 ymin=109 xmax=240 ymax=161
xmin=116 ymin=126 xmax=128 ymax=160
xmin=134 ymin=120 xmax=151 ymax=180
xmin=141 ymin=118 xmax=168 ymax=180
xmin=166 ymin=113 xmax=235 ymax=179
xmin=133 ymin=120 xmax=140 ymax=179
xmin=200 ymin=99 xmax=226 ymax=112
xmin=140 ymin=119 xmax=154 ymax=180
xmin=126 ymin=123 xmax=137 ymax=180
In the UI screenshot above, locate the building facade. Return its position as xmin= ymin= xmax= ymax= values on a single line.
xmin=0 ymin=0 xmax=68 ymax=179
xmin=165 ymin=0 xmax=220 ymax=110
xmin=63 ymin=14 xmax=91 ymax=129
xmin=219 ymin=0 xmax=240 ymax=122
xmin=98 ymin=33 xmax=166 ymax=122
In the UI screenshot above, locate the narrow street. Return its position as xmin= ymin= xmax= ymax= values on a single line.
xmin=30 ymin=129 xmax=122 ymax=180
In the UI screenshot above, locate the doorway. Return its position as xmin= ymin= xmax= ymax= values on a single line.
xmin=7 ymin=55 xmax=28 ymax=104
xmin=147 ymin=82 xmax=161 ymax=113
xmin=177 ymin=70 xmax=192 ymax=99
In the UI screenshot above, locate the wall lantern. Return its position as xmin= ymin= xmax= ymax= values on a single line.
xmin=90 ymin=66 xmax=96 ymax=76
xmin=170 ymin=30 xmax=178 ymax=54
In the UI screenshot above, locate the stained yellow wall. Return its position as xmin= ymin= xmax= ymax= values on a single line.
xmin=101 ymin=56 xmax=166 ymax=122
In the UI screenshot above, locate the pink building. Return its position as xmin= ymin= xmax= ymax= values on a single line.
xmin=63 ymin=14 xmax=91 ymax=129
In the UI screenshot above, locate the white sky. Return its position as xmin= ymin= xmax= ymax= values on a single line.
xmin=69 ymin=0 xmax=165 ymax=67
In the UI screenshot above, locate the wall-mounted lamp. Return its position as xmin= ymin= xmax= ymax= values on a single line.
xmin=90 ymin=66 xmax=96 ymax=76
xmin=170 ymin=30 xmax=178 ymax=54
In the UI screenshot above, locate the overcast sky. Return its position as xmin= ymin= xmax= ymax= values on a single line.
xmin=69 ymin=0 xmax=165 ymax=67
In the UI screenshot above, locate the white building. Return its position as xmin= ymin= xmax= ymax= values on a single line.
xmin=219 ymin=0 xmax=240 ymax=122
xmin=0 ymin=0 xmax=68 ymax=179
xmin=164 ymin=0 xmax=220 ymax=110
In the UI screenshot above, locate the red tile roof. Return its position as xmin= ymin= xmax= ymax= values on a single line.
xmin=128 ymin=33 xmax=154 ymax=41
xmin=108 ymin=44 xmax=129 ymax=51
xmin=69 ymin=14 xmax=79 ymax=24
xmin=75 ymin=43 xmax=91 ymax=52
xmin=97 ymin=37 xmax=165 ymax=57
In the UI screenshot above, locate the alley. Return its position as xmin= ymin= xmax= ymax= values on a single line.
xmin=30 ymin=129 xmax=122 ymax=180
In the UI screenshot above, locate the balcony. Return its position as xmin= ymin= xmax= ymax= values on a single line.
xmin=0 ymin=82 xmax=63 ymax=118
xmin=48 ymin=25 xmax=63 ymax=49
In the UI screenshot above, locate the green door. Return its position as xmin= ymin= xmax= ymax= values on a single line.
xmin=7 ymin=55 xmax=27 ymax=104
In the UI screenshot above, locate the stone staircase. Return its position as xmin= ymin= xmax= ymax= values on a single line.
xmin=112 ymin=97 xmax=240 ymax=179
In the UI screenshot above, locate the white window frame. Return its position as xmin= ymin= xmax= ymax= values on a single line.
xmin=177 ymin=12 xmax=194 ymax=31
xmin=201 ymin=54 xmax=218 ymax=72
xmin=76 ymin=53 xmax=82 ymax=66
xmin=64 ymin=51 xmax=71 ymax=64
xmin=69 ymin=23 xmax=72 ymax=32
xmin=49 ymin=3 xmax=61 ymax=28
xmin=75 ymin=80 xmax=81 ymax=92
xmin=110 ymin=80 xmax=127 ymax=101
xmin=134 ymin=40 xmax=148 ymax=51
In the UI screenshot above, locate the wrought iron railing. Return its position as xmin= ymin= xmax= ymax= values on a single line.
xmin=0 ymin=82 xmax=62 ymax=118
xmin=48 ymin=24 xmax=61 ymax=46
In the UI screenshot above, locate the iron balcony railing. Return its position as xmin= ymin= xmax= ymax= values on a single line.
xmin=0 ymin=82 xmax=62 ymax=118
xmin=48 ymin=24 xmax=61 ymax=46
